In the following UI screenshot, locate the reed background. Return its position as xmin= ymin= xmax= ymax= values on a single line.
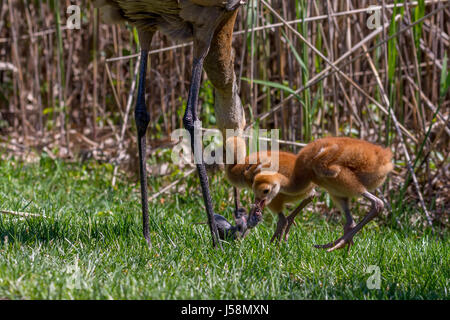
xmin=0 ymin=0 xmax=449 ymax=232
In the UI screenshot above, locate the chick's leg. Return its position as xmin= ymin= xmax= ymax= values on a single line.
xmin=283 ymin=196 xmax=314 ymax=242
xmin=270 ymin=213 xmax=288 ymax=243
xmin=315 ymin=192 xmax=383 ymax=252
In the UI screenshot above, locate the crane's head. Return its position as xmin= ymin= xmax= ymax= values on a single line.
xmin=248 ymin=172 xmax=280 ymax=227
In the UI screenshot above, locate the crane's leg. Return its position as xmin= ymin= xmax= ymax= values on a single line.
xmin=316 ymin=192 xmax=384 ymax=252
xmin=135 ymin=31 xmax=154 ymax=247
xmin=314 ymin=196 xmax=356 ymax=251
xmin=184 ymin=27 xmax=225 ymax=248
xmin=183 ymin=7 xmax=244 ymax=248
xmin=204 ymin=10 xmax=246 ymax=240
xmin=233 ymin=187 xmax=240 ymax=211
xmin=282 ymin=196 xmax=314 ymax=242
xmin=233 ymin=187 xmax=245 ymax=217
xmin=270 ymin=213 xmax=288 ymax=243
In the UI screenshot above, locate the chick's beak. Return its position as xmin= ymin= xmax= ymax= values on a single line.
xmin=248 ymin=198 xmax=265 ymax=228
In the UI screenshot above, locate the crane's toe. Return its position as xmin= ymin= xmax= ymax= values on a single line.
xmin=327 ymin=238 xmax=353 ymax=252
xmin=282 ymin=216 xmax=297 ymax=242
xmin=314 ymin=234 xmax=355 ymax=252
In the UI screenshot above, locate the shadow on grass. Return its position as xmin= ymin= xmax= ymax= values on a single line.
xmin=0 ymin=213 xmax=142 ymax=246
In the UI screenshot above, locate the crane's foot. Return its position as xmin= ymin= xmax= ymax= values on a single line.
xmin=282 ymin=215 xmax=297 ymax=242
xmin=314 ymin=210 xmax=358 ymax=252
xmin=314 ymin=233 xmax=355 ymax=252
xmin=270 ymin=213 xmax=288 ymax=243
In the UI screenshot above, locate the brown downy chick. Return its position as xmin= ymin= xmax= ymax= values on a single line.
xmin=225 ymin=137 xmax=316 ymax=241
xmin=251 ymin=136 xmax=393 ymax=252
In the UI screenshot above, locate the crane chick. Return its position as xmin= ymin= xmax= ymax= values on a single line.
xmin=248 ymin=137 xmax=393 ymax=252
xmin=225 ymin=136 xmax=315 ymax=242
xmin=196 ymin=208 xmax=251 ymax=241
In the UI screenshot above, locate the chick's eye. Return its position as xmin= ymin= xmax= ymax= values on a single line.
xmin=263 ymin=189 xmax=270 ymax=194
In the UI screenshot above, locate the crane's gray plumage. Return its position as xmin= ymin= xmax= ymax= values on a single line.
xmin=211 ymin=207 xmax=251 ymax=241
xmin=94 ymin=0 xmax=243 ymax=41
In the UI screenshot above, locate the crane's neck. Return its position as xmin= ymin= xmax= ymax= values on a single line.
xmin=224 ymin=136 xmax=248 ymax=187
xmin=224 ymin=136 xmax=246 ymax=166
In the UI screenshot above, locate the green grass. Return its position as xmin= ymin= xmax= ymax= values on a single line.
xmin=0 ymin=157 xmax=448 ymax=300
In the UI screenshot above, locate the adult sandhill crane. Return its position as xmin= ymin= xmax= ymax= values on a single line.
xmin=93 ymin=0 xmax=246 ymax=247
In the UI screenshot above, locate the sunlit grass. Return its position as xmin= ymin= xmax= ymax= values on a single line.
xmin=0 ymin=157 xmax=448 ymax=299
